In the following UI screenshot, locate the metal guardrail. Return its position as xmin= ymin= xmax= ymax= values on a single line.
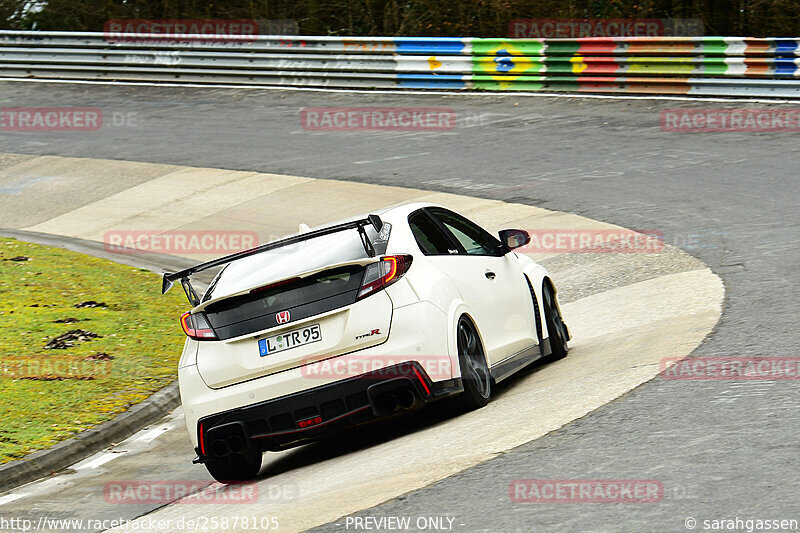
xmin=1 ymin=31 xmax=800 ymax=97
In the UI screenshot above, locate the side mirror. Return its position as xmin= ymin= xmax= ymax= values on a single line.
xmin=498 ymin=229 xmax=530 ymax=251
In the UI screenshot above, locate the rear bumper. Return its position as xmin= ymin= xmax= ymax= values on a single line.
xmin=194 ymin=362 xmax=461 ymax=460
xmin=180 ymin=300 xmax=454 ymax=451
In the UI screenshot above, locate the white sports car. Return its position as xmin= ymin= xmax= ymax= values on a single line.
xmin=162 ymin=203 xmax=569 ymax=482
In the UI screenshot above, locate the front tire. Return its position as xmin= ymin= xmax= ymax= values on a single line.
xmin=204 ymin=449 xmax=262 ymax=483
xmin=452 ymin=316 xmax=491 ymax=412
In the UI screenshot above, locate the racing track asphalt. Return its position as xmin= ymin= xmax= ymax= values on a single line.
xmin=0 ymin=154 xmax=721 ymax=532
xmin=0 ymin=81 xmax=798 ymax=532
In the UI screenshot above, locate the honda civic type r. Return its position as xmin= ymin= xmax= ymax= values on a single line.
xmin=162 ymin=203 xmax=570 ymax=482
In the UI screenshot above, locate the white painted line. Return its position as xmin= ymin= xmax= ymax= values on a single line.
xmin=711 ymin=381 xmax=777 ymax=403
xmin=25 ymin=476 xmax=69 ymax=493
xmin=353 ymin=152 xmax=430 ymax=165
xmin=0 ymin=77 xmax=797 ymax=104
xmin=0 ymin=492 xmax=31 ymax=506
xmin=75 ymin=453 xmax=119 ymax=470
xmin=135 ymin=424 xmax=173 ymax=443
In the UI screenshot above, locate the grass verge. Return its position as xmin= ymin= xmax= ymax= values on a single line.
xmin=0 ymin=237 xmax=188 ymax=464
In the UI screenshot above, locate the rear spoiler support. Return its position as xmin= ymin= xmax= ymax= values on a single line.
xmin=162 ymin=215 xmax=384 ymax=306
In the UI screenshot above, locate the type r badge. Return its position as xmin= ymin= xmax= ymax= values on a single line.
xmin=355 ymin=328 xmax=381 ymax=340
xmin=276 ymin=310 xmax=291 ymax=324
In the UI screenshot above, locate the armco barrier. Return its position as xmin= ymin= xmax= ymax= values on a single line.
xmin=1 ymin=31 xmax=800 ymax=97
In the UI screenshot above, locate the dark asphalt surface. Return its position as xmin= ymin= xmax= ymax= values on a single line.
xmin=1 ymin=81 xmax=799 ymax=533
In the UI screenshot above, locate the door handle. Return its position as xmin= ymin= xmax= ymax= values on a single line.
xmin=484 ymin=270 xmax=496 ymax=280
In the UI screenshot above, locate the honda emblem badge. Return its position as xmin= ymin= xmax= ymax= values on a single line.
xmin=276 ymin=310 xmax=291 ymax=324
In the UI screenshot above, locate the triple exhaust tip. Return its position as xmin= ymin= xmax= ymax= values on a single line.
xmin=373 ymin=388 xmax=419 ymax=415
xmin=210 ymin=434 xmax=247 ymax=457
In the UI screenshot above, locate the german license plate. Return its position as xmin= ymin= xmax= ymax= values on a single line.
xmin=258 ymin=324 xmax=321 ymax=357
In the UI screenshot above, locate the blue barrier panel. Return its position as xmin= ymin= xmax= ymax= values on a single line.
xmin=774 ymin=39 xmax=800 ymax=57
xmin=394 ymin=37 xmax=466 ymax=55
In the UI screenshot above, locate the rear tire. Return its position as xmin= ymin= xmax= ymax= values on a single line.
xmin=542 ymin=283 xmax=568 ymax=361
xmin=204 ymin=449 xmax=262 ymax=483
xmin=451 ymin=316 xmax=491 ymax=412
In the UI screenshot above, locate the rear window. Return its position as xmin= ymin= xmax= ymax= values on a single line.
xmin=204 ymin=265 xmax=364 ymax=340
xmin=205 ymin=222 xmax=392 ymax=301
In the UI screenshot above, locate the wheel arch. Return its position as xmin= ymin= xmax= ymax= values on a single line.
xmin=542 ymin=276 xmax=567 ymax=329
xmin=521 ymin=263 xmax=549 ymax=341
xmin=446 ymin=303 xmax=489 ymax=381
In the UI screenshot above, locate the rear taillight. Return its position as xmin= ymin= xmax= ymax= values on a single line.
xmin=180 ymin=311 xmax=218 ymax=341
xmin=358 ymin=255 xmax=413 ymax=300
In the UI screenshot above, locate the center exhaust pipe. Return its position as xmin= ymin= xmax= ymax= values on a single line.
xmin=226 ymin=435 xmax=246 ymax=454
xmin=373 ymin=393 xmax=399 ymax=415
xmin=395 ymin=388 xmax=420 ymax=410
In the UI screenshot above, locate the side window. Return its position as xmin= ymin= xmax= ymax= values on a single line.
xmin=430 ymin=209 xmax=503 ymax=256
xmin=408 ymin=211 xmax=459 ymax=255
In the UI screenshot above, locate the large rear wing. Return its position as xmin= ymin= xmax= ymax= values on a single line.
xmin=162 ymin=214 xmax=384 ymax=306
